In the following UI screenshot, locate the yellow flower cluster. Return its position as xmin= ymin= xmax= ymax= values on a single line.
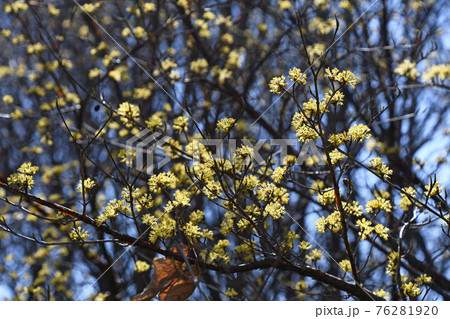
xmin=386 ymin=251 xmax=399 ymax=276
xmin=339 ymin=259 xmax=352 ymax=272
xmin=220 ymin=211 xmax=236 ymax=235
xmin=184 ymin=214 xmax=213 ymax=240
xmin=184 ymin=220 xmax=213 ymax=241
xmin=416 ymin=274 xmax=432 ymax=286
xmin=356 ymin=218 xmax=373 ymax=240
xmin=117 ymin=102 xmax=140 ymax=127
xmin=216 ymin=118 xmax=236 ymax=133
xmin=148 ymin=215 xmax=177 ymax=243
xmin=369 ymin=157 xmax=393 ymax=179
xmin=374 ymin=224 xmax=389 ymax=240
xmin=223 ymin=287 xmax=238 ymax=298
xmin=317 ymin=189 xmax=336 ymax=206
xmin=134 ymin=260 xmax=150 ymax=273
xmin=289 ymin=67 xmax=307 ymax=84
xmin=323 ymin=90 xmax=345 ymax=106
xmin=212 ymin=67 xmax=232 ymax=84
xmin=425 ymin=181 xmax=444 ymax=197
xmin=164 ymin=189 xmax=191 ymax=213
xmin=145 ymin=113 xmax=164 ymax=130
xmin=421 ymin=63 xmax=450 ymax=82
xmin=299 ymin=240 xmax=312 ymax=250
xmin=148 ymin=172 xmax=178 ymax=193
xmin=295 ymin=280 xmax=308 ymax=293
xmin=76 ymin=178 xmax=95 ymax=193
xmin=347 ymin=123 xmax=371 ymax=142
xmin=272 ymin=166 xmax=286 ymax=183
xmin=399 ymin=187 xmax=416 ymax=211
xmin=257 ymin=182 xmax=289 ymax=204
xmin=294 ymin=124 xmax=320 ymax=142
xmin=374 ymin=289 xmax=390 ymax=300
xmin=69 ymin=226 xmax=89 ymax=241
xmin=328 ymin=123 xmax=371 ymax=146
xmin=7 ymin=162 xmax=39 ymax=190
xmin=394 ymin=59 xmax=419 ymax=80
xmin=236 ymin=145 xmax=253 ymax=159
xmin=96 ymin=199 xmax=131 ymax=225
xmin=343 ymin=201 xmax=363 ymax=216
xmin=325 ymin=68 xmax=357 ymax=89
xmin=4 ymin=1 xmax=29 ymax=13
xmin=173 ymin=116 xmax=189 ymax=133
xmin=306 ymin=248 xmax=323 ymax=264
xmin=234 ymin=240 xmax=255 ymax=261
xmin=208 ymin=240 xmax=231 ymax=263
xmin=268 ymin=75 xmax=286 ymax=94
xmin=190 ymin=58 xmax=209 ymax=74
xmin=203 ymin=180 xmax=223 ymax=199
xmin=366 ymin=196 xmax=392 ymax=213
xmin=329 ymin=149 xmax=346 ymax=164
xmin=401 ymin=282 xmax=421 ymax=298
xmin=195 ymin=19 xmax=211 ymax=38
xmin=316 ymin=211 xmax=342 ymax=233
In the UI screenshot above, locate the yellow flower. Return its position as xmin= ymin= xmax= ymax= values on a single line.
xmin=317 ymin=189 xmax=336 ymax=206
xmin=69 ymin=226 xmax=89 ymax=241
xmin=134 ymin=260 xmax=150 ymax=273
xmin=173 ymin=116 xmax=189 ymax=133
xmin=289 ymin=67 xmax=307 ymax=84
xmin=421 ymin=63 xmax=450 ymax=82
xmin=385 ymin=252 xmax=399 ymax=276
xmin=325 ymin=68 xmax=357 ymax=89
xmin=366 ymin=196 xmax=392 ymax=213
xmin=347 ymin=123 xmax=371 ymax=142
xmin=369 ymin=157 xmax=393 ymax=179
xmin=190 ymin=58 xmax=209 ymax=74
xmin=2 ymin=95 xmax=14 ymax=104
xmin=236 ymin=145 xmax=253 ymax=159
xmin=278 ymin=0 xmax=292 ymax=10
xmin=7 ymin=163 xmax=39 ymax=190
xmin=76 ymin=178 xmax=96 ymax=193
xmin=306 ymin=249 xmax=323 ymax=264
xmin=223 ymin=287 xmax=238 ymax=298
xmin=48 ymin=5 xmax=60 ymax=16
xmin=399 ymin=187 xmax=416 ymax=211
xmin=356 ymin=218 xmax=374 ymax=240
xmin=148 ymin=172 xmax=178 ymax=193
xmin=82 ymin=3 xmax=101 ymax=13
xmin=295 ymin=280 xmax=308 ymax=292
xmin=216 ymin=118 xmax=236 ymax=133
xmin=339 ymin=259 xmax=352 ymax=272
xmin=10 ymin=109 xmax=23 ymax=120
xmin=117 ymin=102 xmax=140 ymax=127
xmin=145 ymin=113 xmax=163 ymax=130
xmin=269 ymin=75 xmax=286 ymax=94
xmin=374 ymin=289 xmax=390 ymax=300
xmin=299 ymin=240 xmax=312 ymax=250
xmin=401 ymin=282 xmax=421 ymax=298
xmin=208 ymin=240 xmax=231 ymax=264
xmin=329 ymin=149 xmax=346 ymax=164
xmin=143 ymin=3 xmax=156 ymax=12
xmin=294 ymin=124 xmax=320 ymax=142
xmin=394 ymin=59 xmax=419 ymax=80
xmin=272 ymin=166 xmax=286 ymax=183
xmin=374 ymin=224 xmax=389 ymax=240
xmin=425 ymin=181 xmax=444 ymax=197
xmin=94 ymin=292 xmax=109 ymax=301
xmin=134 ymin=26 xmax=147 ymax=39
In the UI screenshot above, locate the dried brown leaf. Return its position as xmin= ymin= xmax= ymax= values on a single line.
xmin=132 ymin=245 xmax=198 ymax=301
